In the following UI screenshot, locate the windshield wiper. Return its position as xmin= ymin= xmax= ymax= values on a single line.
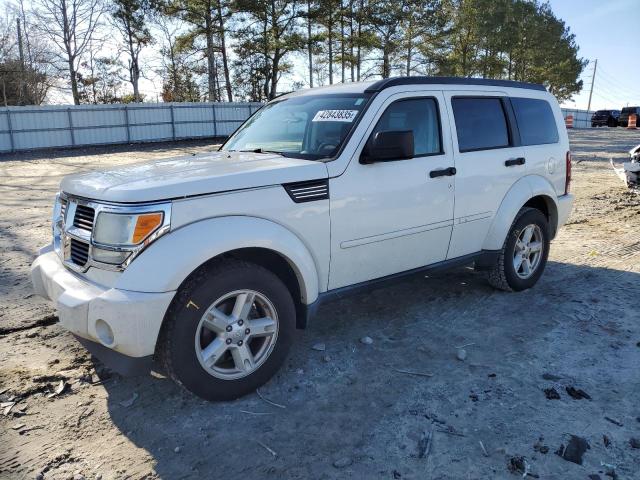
xmin=236 ymin=148 xmax=284 ymax=155
xmin=228 ymin=148 xmax=315 ymax=160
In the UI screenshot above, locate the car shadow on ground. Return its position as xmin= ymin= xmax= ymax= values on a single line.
xmin=96 ymin=260 xmax=640 ymax=479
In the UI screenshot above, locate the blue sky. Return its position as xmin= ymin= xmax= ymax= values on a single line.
xmin=547 ymin=0 xmax=640 ymax=110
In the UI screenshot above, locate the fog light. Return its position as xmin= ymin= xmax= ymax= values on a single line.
xmin=92 ymin=247 xmax=130 ymax=265
xmin=95 ymin=319 xmax=115 ymax=347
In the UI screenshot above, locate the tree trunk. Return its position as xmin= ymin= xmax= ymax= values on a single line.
xmin=328 ymin=8 xmax=333 ymax=84
xmin=216 ymin=1 xmax=233 ymax=102
xmin=205 ymin=15 xmax=216 ymax=101
xmin=126 ymin=26 xmax=141 ymax=102
xmin=61 ymin=0 xmax=79 ymax=105
xmin=307 ymin=0 xmax=313 ymax=87
xmin=356 ymin=0 xmax=362 ymax=81
xmin=132 ymin=65 xmax=140 ymax=101
xmin=382 ymin=41 xmax=390 ymax=78
xmin=340 ymin=0 xmax=345 ymax=83
xmin=349 ymin=0 xmax=354 ymax=82
xmin=68 ymin=57 xmax=79 ymax=105
xmin=262 ymin=5 xmax=270 ymax=100
xmin=270 ymin=53 xmax=279 ymax=99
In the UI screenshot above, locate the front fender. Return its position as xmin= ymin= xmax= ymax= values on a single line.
xmin=482 ymin=175 xmax=558 ymax=251
xmin=115 ymin=216 xmax=321 ymax=304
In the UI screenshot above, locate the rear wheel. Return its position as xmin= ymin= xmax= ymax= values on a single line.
xmin=487 ymin=207 xmax=550 ymax=292
xmin=158 ymin=259 xmax=295 ymax=401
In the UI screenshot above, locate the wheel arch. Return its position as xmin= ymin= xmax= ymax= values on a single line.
xmin=116 ymin=216 xmax=322 ymax=321
xmin=482 ymin=175 xmax=560 ymax=251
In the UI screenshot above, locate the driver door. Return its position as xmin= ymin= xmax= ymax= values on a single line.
xmin=328 ymin=91 xmax=455 ymax=290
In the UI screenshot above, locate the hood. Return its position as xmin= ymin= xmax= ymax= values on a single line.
xmin=61 ymin=151 xmax=329 ymax=203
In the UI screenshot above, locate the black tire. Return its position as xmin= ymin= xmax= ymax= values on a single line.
xmin=157 ymin=259 xmax=296 ymax=401
xmin=487 ymin=207 xmax=550 ymax=292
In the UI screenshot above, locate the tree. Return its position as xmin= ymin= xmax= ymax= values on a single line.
xmin=0 ymin=60 xmax=50 ymax=105
xmin=313 ymin=0 xmax=340 ymax=84
xmin=153 ymin=12 xmax=202 ymax=101
xmin=33 ymin=0 xmax=104 ymax=104
xmin=400 ymin=0 xmax=449 ymax=76
xmin=165 ymin=0 xmax=233 ymax=101
xmin=0 ymin=2 xmax=54 ymax=105
xmin=436 ymin=0 xmax=584 ymax=100
xmin=77 ymin=56 xmax=126 ymax=103
xmin=112 ymin=0 xmax=152 ymax=102
xmin=367 ymin=0 xmax=407 ymax=78
xmin=233 ymin=0 xmax=304 ymax=99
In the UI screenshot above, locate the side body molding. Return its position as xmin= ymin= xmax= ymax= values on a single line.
xmin=115 ymin=216 xmax=321 ymax=305
xmin=482 ymin=175 xmax=559 ymax=251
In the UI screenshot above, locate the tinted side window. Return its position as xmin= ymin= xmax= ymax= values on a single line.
xmin=371 ymin=98 xmax=442 ymax=156
xmin=511 ymin=97 xmax=559 ymax=146
xmin=452 ymin=98 xmax=510 ymax=152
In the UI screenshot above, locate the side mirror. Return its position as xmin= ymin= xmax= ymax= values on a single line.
xmin=360 ymin=130 xmax=414 ymax=164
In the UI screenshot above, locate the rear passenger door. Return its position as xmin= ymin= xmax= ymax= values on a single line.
xmin=444 ymin=92 xmax=525 ymax=259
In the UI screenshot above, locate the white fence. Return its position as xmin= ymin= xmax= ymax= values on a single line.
xmin=560 ymin=108 xmax=594 ymax=129
xmin=0 ymin=102 xmax=262 ymax=153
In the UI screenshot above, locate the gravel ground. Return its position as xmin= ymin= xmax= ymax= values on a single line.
xmin=1 ymin=130 xmax=639 ymax=480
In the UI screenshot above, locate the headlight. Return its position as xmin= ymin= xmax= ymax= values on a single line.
xmin=94 ymin=211 xmax=164 ymax=246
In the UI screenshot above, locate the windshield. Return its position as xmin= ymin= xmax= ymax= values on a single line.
xmin=222 ymin=94 xmax=370 ymax=160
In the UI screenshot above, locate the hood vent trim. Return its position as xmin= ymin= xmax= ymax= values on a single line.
xmin=283 ymin=179 xmax=329 ymax=203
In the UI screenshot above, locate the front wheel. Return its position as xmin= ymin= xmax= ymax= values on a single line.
xmin=157 ymin=259 xmax=295 ymax=401
xmin=487 ymin=207 xmax=550 ymax=292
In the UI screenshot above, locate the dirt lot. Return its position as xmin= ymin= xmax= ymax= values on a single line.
xmin=1 ymin=130 xmax=639 ymax=480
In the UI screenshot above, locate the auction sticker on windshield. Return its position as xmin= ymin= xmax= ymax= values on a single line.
xmin=312 ymin=110 xmax=359 ymax=122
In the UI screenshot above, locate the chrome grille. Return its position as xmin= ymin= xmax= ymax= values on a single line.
xmin=73 ymin=205 xmax=95 ymax=231
xmin=70 ymin=238 xmax=90 ymax=266
xmin=60 ymin=197 xmax=68 ymax=220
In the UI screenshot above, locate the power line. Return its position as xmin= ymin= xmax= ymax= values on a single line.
xmin=596 ymin=67 xmax=639 ymax=97
xmin=595 ymin=82 xmax=640 ymax=103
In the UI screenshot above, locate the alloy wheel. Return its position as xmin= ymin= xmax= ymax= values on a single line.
xmin=513 ymin=224 xmax=544 ymax=279
xmin=194 ymin=289 xmax=279 ymax=380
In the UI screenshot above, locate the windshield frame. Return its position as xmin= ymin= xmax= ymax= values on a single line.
xmin=219 ymin=92 xmax=375 ymax=162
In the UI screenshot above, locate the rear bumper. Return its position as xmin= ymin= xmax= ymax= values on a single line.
xmin=556 ymin=193 xmax=574 ymax=231
xmin=31 ymin=246 xmax=175 ymax=372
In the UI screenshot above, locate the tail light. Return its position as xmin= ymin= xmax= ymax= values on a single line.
xmin=565 ymin=151 xmax=572 ymax=195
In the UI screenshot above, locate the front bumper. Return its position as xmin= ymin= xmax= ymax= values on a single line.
xmin=556 ymin=193 xmax=574 ymax=231
xmin=31 ymin=246 xmax=175 ymax=375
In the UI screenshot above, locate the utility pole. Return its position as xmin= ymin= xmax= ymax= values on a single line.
xmin=586 ymin=58 xmax=597 ymax=112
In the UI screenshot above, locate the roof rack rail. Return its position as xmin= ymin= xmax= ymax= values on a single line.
xmin=364 ymin=76 xmax=547 ymax=93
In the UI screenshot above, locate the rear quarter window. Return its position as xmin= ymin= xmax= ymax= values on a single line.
xmin=511 ymin=97 xmax=559 ymax=146
xmin=451 ymin=97 xmax=510 ymax=152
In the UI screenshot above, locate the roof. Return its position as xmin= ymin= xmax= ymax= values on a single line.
xmin=286 ymin=76 xmax=547 ymax=98
xmin=364 ymin=76 xmax=547 ymax=92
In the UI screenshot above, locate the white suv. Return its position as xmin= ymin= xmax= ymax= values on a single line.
xmin=31 ymin=77 xmax=574 ymax=401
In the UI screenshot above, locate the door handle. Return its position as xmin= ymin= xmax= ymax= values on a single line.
xmin=429 ymin=167 xmax=457 ymax=178
xmin=505 ymin=157 xmax=526 ymax=167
